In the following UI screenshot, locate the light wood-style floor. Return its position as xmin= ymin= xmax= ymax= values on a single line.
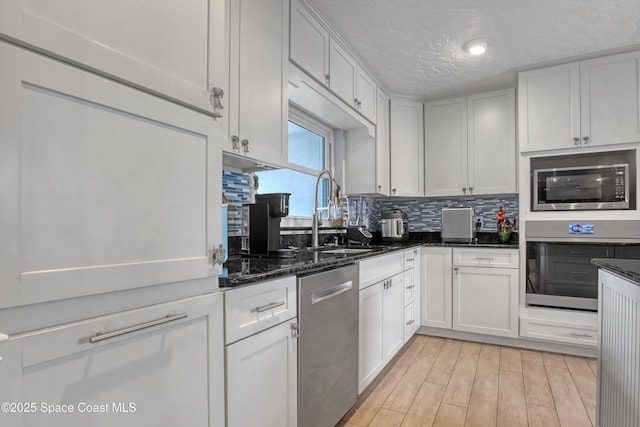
xmin=341 ymin=335 xmax=597 ymax=427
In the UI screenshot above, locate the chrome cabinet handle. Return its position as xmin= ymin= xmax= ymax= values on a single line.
xmin=231 ymin=135 xmax=240 ymax=151
xmin=392 ymin=188 xmax=397 ymax=195
xmin=406 ymin=285 xmax=415 ymax=289
xmin=462 ymin=187 xmax=467 ymax=194
xmin=570 ymin=332 xmax=593 ymax=338
xmin=468 ymin=187 xmax=473 ymax=194
xmin=377 ymin=184 xmax=382 ymax=191
xmin=573 ymin=137 xmax=580 ymax=146
xmin=290 ymin=322 xmax=299 ymax=339
xmin=211 ymin=244 xmax=227 ymax=265
xmin=90 ymin=313 xmax=188 ymax=343
xmin=325 ymin=74 xmax=330 ymax=86
xmin=241 ymin=139 xmax=249 ymax=153
xmin=210 ymin=87 xmax=224 ymax=118
xmin=582 ymin=136 xmax=590 ymax=145
xmin=406 ymin=319 xmax=415 ymax=325
xmin=255 ymin=301 xmax=286 ymax=313
xmin=454 ymin=267 xmax=459 ymax=273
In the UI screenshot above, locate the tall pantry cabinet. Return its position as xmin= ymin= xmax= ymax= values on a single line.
xmin=0 ymin=2 xmax=226 ymax=425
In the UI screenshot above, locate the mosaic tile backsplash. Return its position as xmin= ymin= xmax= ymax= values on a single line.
xmin=223 ymin=170 xmax=518 ymax=235
xmin=369 ymin=196 xmax=519 ymax=233
xmin=222 ymin=170 xmax=250 ymax=236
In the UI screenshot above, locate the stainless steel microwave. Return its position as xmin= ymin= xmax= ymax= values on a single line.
xmin=533 ymin=164 xmax=629 ymax=211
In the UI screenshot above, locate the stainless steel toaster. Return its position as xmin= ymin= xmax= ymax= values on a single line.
xmin=441 ymin=207 xmax=476 ymax=243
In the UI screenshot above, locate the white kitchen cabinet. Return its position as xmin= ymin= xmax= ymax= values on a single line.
xmin=403 ymin=248 xmax=421 ymax=342
xmin=358 ymin=252 xmax=404 ymax=393
xmin=421 ymin=247 xmax=453 ymax=329
xmin=518 ymin=50 xmax=640 ymax=152
xmin=343 ymin=88 xmax=389 ymax=195
xmin=226 ymin=318 xmax=298 ymax=427
xmin=0 ymin=0 xmax=226 ymax=116
xmin=290 ymin=0 xmax=329 ymax=85
xmin=224 ymin=277 xmax=297 ymax=427
xmin=424 ymin=89 xmax=515 ymax=197
xmin=289 ymin=0 xmax=376 ymax=123
xmin=390 ymin=98 xmax=424 ymax=197
xmin=0 ymin=293 xmax=225 ymax=427
xmin=228 ymin=0 xmax=288 ymax=165
xmin=452 ymin=248 xmax=519 ymax=338
xmin=0 ymin=42 xmax=223 ymax=309
xmin=329 ymin=37 xmax=357 ymax=109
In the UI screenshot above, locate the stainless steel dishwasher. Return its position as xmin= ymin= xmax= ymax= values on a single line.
xmin=298 ymin=263 xmax=358 ymax=427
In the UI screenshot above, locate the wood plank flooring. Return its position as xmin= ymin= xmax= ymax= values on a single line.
xmin=341 ymin=335 xmax=597 ymax=427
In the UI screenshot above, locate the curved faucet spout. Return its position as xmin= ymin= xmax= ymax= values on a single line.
xmin=311 ymin=169 xmax=334 ymax=248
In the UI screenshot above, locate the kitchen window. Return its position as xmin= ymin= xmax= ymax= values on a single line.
xmin=256 ymin=108 xmax=333 ymax=218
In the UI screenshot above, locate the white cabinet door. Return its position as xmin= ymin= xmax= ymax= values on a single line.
xmin=229 ymin=0 xmax=288 ymax=165
xmin=289 ymin=0 xmax=329 ymax=86
xmin=356 ymin=66 xmax=377 ymax=122
xmin=467 ymin=89 xmax=516 ymax=195
xmin=358 ymin=282 xmax=384 ymax=394
xmin=518 ymin=62 xmax=581 ymax=152
xmin=453 ymin=266 xmax=518 ymax=338
xmin=383 ymin=273 xmax=404 ymax=362
xmin=0 ymin=0 xmax=225 ymax=115
xmin=0 ymin=293 xmax=224 ymax=427
xmin=424 ymin=97 xmax=467 ymax=197
xmin=328 ymin=37 xmax=357 ymax=107
xmin=580 ymin=51 xmax=640 ymax=147
xmin=226 ymin=318 xmax=297 ymax=427
xmin=390 ymin=98 xmax=424 ymax=197
xmin=0 ymin=42 xmax=222 ymax=309
xmin=421 ymin=247 xmax=453 ymax=329
xmin=375 ymin=89 xmax=391 ymax=195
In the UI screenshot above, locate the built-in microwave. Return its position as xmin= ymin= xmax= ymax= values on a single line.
xmin=533 ymin=164 xmax=629 ymax=211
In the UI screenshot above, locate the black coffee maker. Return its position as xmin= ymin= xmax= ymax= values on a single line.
xmin=242 ymin=193 xmax=296 ymax=257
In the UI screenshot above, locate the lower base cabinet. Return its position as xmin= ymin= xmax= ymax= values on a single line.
xmin=453 ymin=266 xmax=518 ymax=338
xmin=0 ymin=293 xmax=224 ymax=427
xmin=226 ymin=318 xmax=297 ymax=427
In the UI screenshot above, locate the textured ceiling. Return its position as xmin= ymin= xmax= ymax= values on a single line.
xmin=307 ymin=0 xmax=640 ymax=99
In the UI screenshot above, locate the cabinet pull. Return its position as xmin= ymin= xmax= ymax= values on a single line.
xmin=573 ymin=137 xmax=580 ymax=146
xmin=231 ymin=135 xmax=240 ymax=151
xmin=325 ymin=74 xmax=330 ymax=85
xmin=468 ymin=187 xmax=473 ymax=194
xmin=290 ymin=322 xmax=299 ymax=339
xmin=462 ymin=187 xmax=467 ymax=194
xmin=210 ymin=86 xmax=224 ymax=118
xmin=90 ymin=312 xmax=188 ymax=343
xmin=582 ymin=136 xmax=590 ymax=145
xmin=406 ymin=320 xmax=415 ymax=325
xmin=241 ymin=139 xmax=250 ymax=153
xmin=392 ymin=188 xmax=397 ymax=195
xmin=406 ymin=285 xmax=415 ymax=289
xmin=255 ymin=301 xmax=286 ymax=313
xmin=570 ymin=332 xmax=593 ymax=338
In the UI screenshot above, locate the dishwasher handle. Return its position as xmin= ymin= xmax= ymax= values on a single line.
xmin=311 ymin=281 xmax=353 ymax=305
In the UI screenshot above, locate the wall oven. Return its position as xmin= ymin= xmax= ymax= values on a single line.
xmin=533 ymin=164 xmax=629 ymax=211
xmin=526 ymin=220 xmax=640 ymax=311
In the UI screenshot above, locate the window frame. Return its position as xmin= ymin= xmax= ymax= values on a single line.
xmin=279 ymin=107 xmax=334 ymax=225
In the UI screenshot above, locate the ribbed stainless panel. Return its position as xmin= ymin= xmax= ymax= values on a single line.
xmin=598 ymin=271 xmax=640 ymax=427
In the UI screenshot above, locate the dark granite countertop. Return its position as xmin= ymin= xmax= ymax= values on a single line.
xmin=592 ymin=258 xmax=640 ymax=284
xmin=219 ymin=232 xmax=518 ymax=288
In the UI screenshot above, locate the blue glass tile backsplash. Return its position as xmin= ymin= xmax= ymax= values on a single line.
xmin=369 ymin=196 xmax=519 ymax=232
xmin=222 ymin=170 xmax=250 ymax=236
xmin=223 ymin=170 xmax=518 ymax=235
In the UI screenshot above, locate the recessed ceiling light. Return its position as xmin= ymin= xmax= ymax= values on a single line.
xmin=464 ymin=39 xmax=488 ymax=55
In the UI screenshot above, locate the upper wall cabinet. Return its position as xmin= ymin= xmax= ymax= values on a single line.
xmin=228 ymin=0 xmax=289 ymax=166
xmin=390 ymin=98 xmax=424 ymax=197
xmin=0 ymin=42 xmax=223 ymax=309
xmin=343 ymin=88 xmax=390 ymax=195
xmin=290 ymin=0 xmax=376 ymax=123
xmin=0 ymin=0 xmax=226 ymax=116
xmin=518 ymin=50 xmax=640 ymax=153
xmin=424 ymin=89 xmax=516 ymax=197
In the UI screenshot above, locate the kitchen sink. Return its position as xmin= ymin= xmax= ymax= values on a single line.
xmin=321 ymin=248 xmax=375 ymax=255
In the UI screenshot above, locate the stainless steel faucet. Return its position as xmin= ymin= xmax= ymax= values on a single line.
xmin=311 ymin=169 xmax=334 ymax=248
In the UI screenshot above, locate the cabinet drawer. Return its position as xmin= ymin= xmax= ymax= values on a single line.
xmin=453 ymin=248 xmax=518 ymax=268
xmin=359 ymin=251 xmax=403 ymax=290
xmin=225 ymin=276 xmax=297 ymax=344
xmin=403 ymin=269 xmax=416 ymax=305
xmin=403 ymin=248 xmax=419 ymax=270
xmin=520 ymin=317 xmax=597 ymax=347
xmin=403 ymin=301 xmax=417 ymax=341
